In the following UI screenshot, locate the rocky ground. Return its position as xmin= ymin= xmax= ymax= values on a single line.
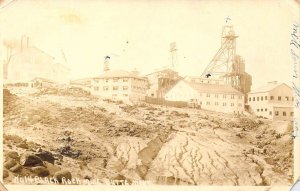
xmin=2 ymin=88 xmax=294 ymax=185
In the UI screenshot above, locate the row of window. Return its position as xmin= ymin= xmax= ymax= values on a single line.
xmin=190 ymin=79 xmax=222 ymax=84
xmin=249 ymin=96 xmax=293 ymax=102
xmin=257 ymin=109 xmax=293 ymax=117
xmin=205 ymin=94 xmax=242 ymax=99
xmin=205 ymin=102 xmax=243 ymax=107
xmin=112 ymin=94 xmax=128 ymax=97
xmin=94 ymin=78 xmax=146 ymax=83
xmin=94 ymin=86 xmax=147 ymax=91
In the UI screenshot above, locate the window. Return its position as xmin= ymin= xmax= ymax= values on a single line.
xmin=257 ymin=109 xmax=259 ymax=112
xmin=207 ymin=93 xmax=210 ymax=98
xmin=275 ymin=111 xmax=279 ymax=116
xmin=123 ymin=86 xmax=128 ymax=90
xmin=265 ymin=96 xmax=267 ymax=100
xmin=292 ymin=97 xmax=294 ymax=101
xmin=206 ymin=102 xmax=210 ymax=105
xmin=231 ymin=103 xmax=234 ymax=107
xmin=249 ymin=97 xmax=251 ymax=102
xmin=215 ymin=94 xmax=218 ymax=98
xmin=223 ymin=95 xmax=227 ymax=99
xmin=278 ymin=96 xmax=281 ymax=101
xmin=215 ymin=102 xmax=219 ymax=106
xmin=113 ymin=86 xmax=118 ymax=90
xmin=253 ymin=97 xmax=255 ymax=101
xmin=123 ymin=78 xmax=128 ymax=82
xmin=223 ymin=102 xmax=226 ymax=106
xmin=285 ymin=96 xmax=289 ymax=101
xmin=105 ymin=79 xmax=109 ymax=83
xmin=291 ymin=112 xmax=294 ymax=116
xmin=261 ymin=96 xmax=263 ymax=101
xmin=94 ymin=87 xmax=99 ymax=91
xmin=103 ymin=86 xmax=109 ymax=91
xmin=269 ymin=111 xmax=272 ymax=115
xmin=261 ymin=109 xmax=263 ymax=111
xmin=257 ymin=97 xmax=259 ymax=101
xmin=270 ymin=96 xmax=274 ymax=100
xmin=151 ymin=93 xmax=154 ymax=97
xmin=265 ymin=108 xmax=267 ymax=111
xmin=238 ymin=96 xmax=242 ymax=99
xmin=123 ymin=94 xmax=128 ymax=97
xmin=231 ymin=95 xmax=235 ymax=99
xmin=283 ymin=112 xmax=286 ymax=116
xmin=94 ymin=79 xmax=99 ymax=83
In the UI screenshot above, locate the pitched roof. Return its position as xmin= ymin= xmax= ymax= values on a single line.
xmin=185 ymin=81 xmax=243 ymax=95
xmin=8 ymin=46 xmax=69 ymax=70
xmin=94 ymin=70 xmax=147 ymax=80
xmin=249 ymin=82 xmax=291 ymax=94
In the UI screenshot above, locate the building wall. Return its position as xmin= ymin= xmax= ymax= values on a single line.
xmin=200 ymin=93 xmax=244 ymax=114
xmin=273 ymin=107 xmax=294 ymax=121
xmin=164 ymin=81 xmax=199 ymax=102
xmin=165 ymin=81 xmax=245 ymax=114
xmin=247 ymin=92 xmax=272 ymax=118
xmin=91 ymin=77 xmax=148 ymax=102
xmin=247 ymin=84 xmax=293 ymax=120
xmin=7 ymin=48 xmax=69 ymax=84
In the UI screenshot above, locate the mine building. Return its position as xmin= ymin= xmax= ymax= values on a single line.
xmin=90 ymin=56 xmax=148 ymax=102
xmin=3 ymin=36 xmax=70 ymax=86
xmin=91 ymin=70 xmax=148 ymax=102
xmin=247 ymin=81 xmax=293 ymax=121
xmin=146 ymin=68 xmax=182 ymax=99
xmin=165 ymin=80 xmax=245 ymax=114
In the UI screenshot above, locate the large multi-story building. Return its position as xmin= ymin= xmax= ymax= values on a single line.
xmin=164 ymin=80 xmax=245 ymax=114
xmin=90 ymin=70 xmax=148 ymax=102
xmin=247 ymin=81 xmax=293 ymax=121
xmin=146 ymin=68 xmax=182 ymax=98
xmin=3 ymin=39 xmax=69 ymax=85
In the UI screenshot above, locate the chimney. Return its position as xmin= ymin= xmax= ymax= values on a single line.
xmin=27 ymin=36 xmax=29 ymax=48
xmin=103 ymin=56 xmax=110 ymax=72
xmin=20 ymin=35 xmax=29 ymax=51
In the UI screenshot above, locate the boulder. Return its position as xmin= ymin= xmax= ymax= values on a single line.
xmin=35 ymin=151 xmax=55 ymax=164
xmin=4 ymin=159 xmax=17 ymax=169
xmin=3 ymin=169 xmax=9 ymax=179
xmin=31 ymin=166 xmax=50 ymax=177
xmin=44 ymin=161 xmax=61 ymax=176
xmin=10 ymin=164 xmax=22 ymax=172
xmin=54 ymin=170 xmax=72 ymax=182
xmin=17 ymin=142 xmax=29 ymax=149
xmin=20 ymin=153 xmax=43 ymax=166
xmin=6 ymin=151 xmax=19 ymax=160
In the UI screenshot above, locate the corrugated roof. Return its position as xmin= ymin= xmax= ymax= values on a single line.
xmin=249 ymin=82 xmax=291 ymax=94
xmin=186 ymin=81 xmax=243 ymax=95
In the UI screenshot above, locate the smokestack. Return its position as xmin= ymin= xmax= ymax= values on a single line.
xmin=103 ymin=56 xmax=110 ymax=72
xmin=20 ymin=36 xmax=23 ymax=51
xmin=20 ymin=35 xmax=29 ymax=51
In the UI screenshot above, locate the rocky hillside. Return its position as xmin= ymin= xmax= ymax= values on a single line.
xmin=3 ymin=88 xmax=294 ymax=185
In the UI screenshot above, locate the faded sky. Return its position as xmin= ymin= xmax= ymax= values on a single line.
xmin=0 ymin=0 xmax=299 ymax=89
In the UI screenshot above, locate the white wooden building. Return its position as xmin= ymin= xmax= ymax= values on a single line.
xmin=91 ymin=70 xmax=148 ymax=102
xmin=164 ymin=80 xmax=244 ymax=114
xmin=247 ymin=81 xmax=293 ymax=121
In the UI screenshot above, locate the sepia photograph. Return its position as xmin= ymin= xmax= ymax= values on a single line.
xmin=0 ymin=0 xmax=299 ymax=191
